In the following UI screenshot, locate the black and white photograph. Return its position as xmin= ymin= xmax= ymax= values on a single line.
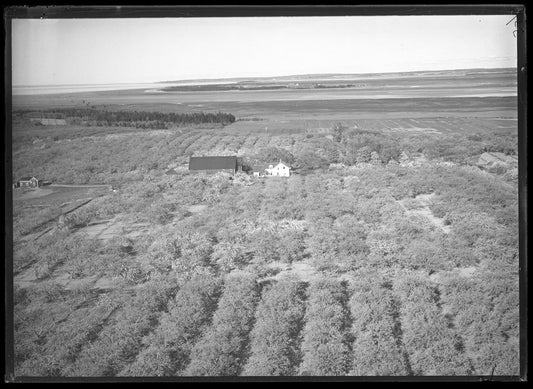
xmin=5 ymin=5 xmax=526 ymax=381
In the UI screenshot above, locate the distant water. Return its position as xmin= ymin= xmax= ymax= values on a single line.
xmin=12 ymin=81 xmax=237 ymax=96
xmin=12 ymin=83 xmax=154 ymax=95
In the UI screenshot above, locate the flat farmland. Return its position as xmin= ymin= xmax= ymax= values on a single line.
xmin=13 ymin=185 xmax=111 ymax=209
xmin=355 ymin=117 xmax=518 ymax=135
xmin=13 ymin=93 xmax=517 ymax=149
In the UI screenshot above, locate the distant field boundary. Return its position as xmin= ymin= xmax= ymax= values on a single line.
xmin=50 ymin=184 xmax=113 ymax=189
xmin=48 ymin=184 xmax=112 ymax=188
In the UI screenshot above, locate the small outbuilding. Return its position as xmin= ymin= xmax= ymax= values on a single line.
xmin=17 ymin=176 xmax=41 ymax=188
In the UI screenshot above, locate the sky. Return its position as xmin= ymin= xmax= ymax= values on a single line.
xmin=11 ymin=15 xmax=518 ymax=86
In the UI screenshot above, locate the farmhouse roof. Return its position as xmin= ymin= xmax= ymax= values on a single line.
xmin=276 ymin=160 xmax=291 ymax=168
xmin=189 ymin=156 xmax=237 ymax=171
xmin=19 ymin=176 xmax=38 ymax=181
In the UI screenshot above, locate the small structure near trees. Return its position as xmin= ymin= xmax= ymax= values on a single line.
xmin=15 ymin=176 xmax=41 ymax=188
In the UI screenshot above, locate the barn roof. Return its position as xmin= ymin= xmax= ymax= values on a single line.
xmin=189 ymin=156 xmax=237 ymax=171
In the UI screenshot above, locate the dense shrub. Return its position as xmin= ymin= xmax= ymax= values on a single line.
xmin=17 ymin=293 xmax=121 ymax=376
xmin=184 ymin=272 xmax=259 ymax=376
xmin=439 ymin=273 xmax=519 ymax=375
xmin=243 ymin=278 xmax=306 ymax=375
xmin=118 ymin=273 xmax=222 ymax=376
xmin=145 ymin=226 xmax=214 ymax=275
xmin=63 ymin=277 xmax=177 ymax=376
xmin=299 ymin=279 xmax=350 ymax=376
xmin=393 ymin=275 xmax=472 ymax=375
xmin=349 ymin=276 xmax=408 ymax=375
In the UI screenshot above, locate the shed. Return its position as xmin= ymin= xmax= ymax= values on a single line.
xmin=18 ymin=176 xmax=40 ymax=188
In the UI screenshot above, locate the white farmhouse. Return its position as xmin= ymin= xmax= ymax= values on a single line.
xmin=266 ymin=160 xmax=291 ymax=177
xmin=253 ymin=160 xmax=291 ymax=177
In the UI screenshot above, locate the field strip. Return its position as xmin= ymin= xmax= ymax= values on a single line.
xmin=384 ymin=119 xmax=400 ymax=129
xmin=456 ymin=118 xmax=483 ymax=133
xmin=469 ymin=118 xmax=493 ymax=129
xmin=194 ymin=134 xmax=218 ymax=154
xmin=389 ymin=119 xmax=409 ymax=128
xmin=432 ymin=119 xmax=454 ymax=132
xmin=180 ymin=133 xmax=203 ymax=155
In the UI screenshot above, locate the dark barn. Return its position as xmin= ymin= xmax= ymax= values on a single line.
xmin=189 ymin=156 xmax=238 ymax=175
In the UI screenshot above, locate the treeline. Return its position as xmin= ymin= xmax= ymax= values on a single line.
xmin=160 ymin=82 xmax=366 ymax=92
xmin=162 ymin=84 xmax=289 ymax=92
xmin=16 ymin=109 xmax=236 ymax=129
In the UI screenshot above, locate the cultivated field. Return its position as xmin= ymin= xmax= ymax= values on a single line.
xmin=11 ymin=68 xmax=520 ymax=377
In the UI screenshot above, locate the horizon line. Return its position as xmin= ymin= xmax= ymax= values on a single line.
xmin=12 ymin=66 xmax=516 ymax=88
